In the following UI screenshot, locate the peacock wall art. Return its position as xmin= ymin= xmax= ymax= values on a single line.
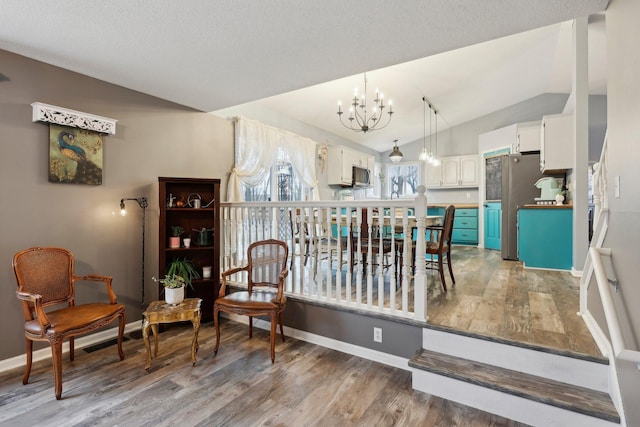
xmin=48 ymin=124 xmax=103 ymax=185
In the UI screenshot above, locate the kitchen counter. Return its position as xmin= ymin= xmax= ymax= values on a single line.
xmin=522 ymin=204 xmax=573 ymax=209
xmin=429 ymin=203 xmax=479 ymax=209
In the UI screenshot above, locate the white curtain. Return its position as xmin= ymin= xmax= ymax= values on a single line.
xmin=228 ymin=116 xmax=319 ymax=201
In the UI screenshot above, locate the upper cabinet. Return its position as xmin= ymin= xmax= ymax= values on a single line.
xmin=427 ymin=154 xmax=478 ymax=189
xmin=479 ymin=121 xmax=540 ymax=154
xmin=540 ymin=113 xmax=573 ymax=173
xmin=516 ymin=122 xmax=541 ymax=153
xmin=327 ymin=145 xmax=374 ymax=186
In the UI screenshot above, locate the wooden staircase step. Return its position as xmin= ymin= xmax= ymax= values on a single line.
xmin=410 ymin=348 xmax=620 ymax=424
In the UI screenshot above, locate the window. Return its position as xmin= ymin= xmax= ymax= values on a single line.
xmin=387 ymin=162 xmax=421 ymax=198
xmin=243 ymin=159 xmax=311 ymax=202
xmin=365 ymin=162 xmax=383 ymax=198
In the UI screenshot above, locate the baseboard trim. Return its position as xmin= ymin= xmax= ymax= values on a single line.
xmin=0 ymin=321 xmax=141 ymax=374
xmin=224 ymin=313 xmax=410 ymax=371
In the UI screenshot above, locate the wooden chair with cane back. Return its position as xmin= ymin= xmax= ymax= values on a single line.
xmin=214 ymin=239 xmax=289 ymax=363
xmin=12 ymin=247 xmax=126 ymax=400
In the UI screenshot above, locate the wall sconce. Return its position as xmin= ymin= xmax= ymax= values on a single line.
xmin=120 ymin=197 xmax=148 ymax=320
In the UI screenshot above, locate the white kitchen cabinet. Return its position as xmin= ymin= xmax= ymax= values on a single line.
xmin=426 ymin=155 xmax=478 ymax=188
xmin=441 ymin=157 xmax=461 ymax=186
xmin=540 ymin=113 xmax=573 ymax=172
xmin=516 ymin=122 xmax=541 ymax=153
xmin=327 ymin=145 xmax=373 ymax=186
xmin=366 ymin=155 xmax=376 ymax=171
xmin=459 ymin=155 xmax=479 ymax=186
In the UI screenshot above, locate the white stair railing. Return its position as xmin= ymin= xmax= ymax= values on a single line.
xmin=219 ymin=187 xmax=431 ymax=321
xmin=590 ymin=247 xmax=640 ymax=367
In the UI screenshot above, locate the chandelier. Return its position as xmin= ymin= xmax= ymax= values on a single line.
xmin=337 ymin=73 xmax=393 ymax=133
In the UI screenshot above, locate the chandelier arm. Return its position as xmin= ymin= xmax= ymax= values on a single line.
xmin=367 ymin=114 xmax=393 ymax=132
xmin=338 ymin=114 xmax=364 ymax=132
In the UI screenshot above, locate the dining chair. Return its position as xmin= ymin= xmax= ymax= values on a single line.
xmin=395 ymin=205 xmax=455 ymax=291
xmin=288 ymin=208 xmax=311 ymax=269
xmin=214 ymin=239 xmax=289 ymax=363
xmin=425 ymin=205 xmax=456 ymax=291
xmin=350 ymin=208 xmax=393 ymax=274
xmin=13 ymin=247 xmax=126 ymax=400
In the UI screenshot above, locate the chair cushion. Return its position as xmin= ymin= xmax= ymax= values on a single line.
xmin=216 ymin=290 xmax=286 ymax=310
xmin=24 ymin=303 xmax=125 ymax=337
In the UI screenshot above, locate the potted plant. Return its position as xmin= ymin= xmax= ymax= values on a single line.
xmin=152 ymin=274 xmax=187 ymax=305
xmin=166 ymin=257 xmax=200 ymax=289
xmin=169 ymin=226 xmax=184 ymax=248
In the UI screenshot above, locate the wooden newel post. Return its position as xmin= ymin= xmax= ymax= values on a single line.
xmin=414 ymin=185 xmax=428 ymax=321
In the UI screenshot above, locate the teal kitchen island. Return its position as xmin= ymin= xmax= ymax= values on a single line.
xmin=517 ymin=205 xmax=573 ymax=270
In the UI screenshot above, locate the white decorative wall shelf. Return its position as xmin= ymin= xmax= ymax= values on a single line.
xmin=31 ymin=102 xmax=117 ymax=135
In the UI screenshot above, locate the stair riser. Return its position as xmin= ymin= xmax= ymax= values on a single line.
xmin=412 ymin=369 xmax=619 ymax=427
xmin=423 ymin=328 xmax=608 ymax=393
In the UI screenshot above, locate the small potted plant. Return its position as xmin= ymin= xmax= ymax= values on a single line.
xmin=152 ymin=274 xmax=187 ymax=305
xmin=166 ymin=257 xmax=200 ymax=289
xmin=169 ymin=226 xmax=184 ymax=248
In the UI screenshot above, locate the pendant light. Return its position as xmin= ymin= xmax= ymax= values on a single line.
xmin=389 ymin=139 xmax=403 ymax=163
xmin=432 ymin=110 xmax=441 ymax=166
xmin=419 ymin=97 xmax=430 ymax=161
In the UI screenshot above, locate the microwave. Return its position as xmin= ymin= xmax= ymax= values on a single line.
xmin=352 ymin=166 xmax=370 ymax=187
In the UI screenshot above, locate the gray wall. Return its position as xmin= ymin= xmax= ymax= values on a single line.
xmin=284 ymin=301 xmax=422 ymax=359
xmin=600 ymin=0 xmax=640 ymax=424
xmin=0 ymin=49 xmax=234 ymax=360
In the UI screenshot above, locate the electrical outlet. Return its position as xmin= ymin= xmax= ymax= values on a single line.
xmin=373 ymin=327 xmax=382 ymax=343
xmin=466 ymin=192 xmax=471 ymax=199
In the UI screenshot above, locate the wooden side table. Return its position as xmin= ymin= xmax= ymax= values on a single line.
xmin=142 ymin=298 xmax=202 ymax=372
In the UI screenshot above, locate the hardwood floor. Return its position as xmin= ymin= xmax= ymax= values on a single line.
xmin=0 ymin=246 xmax=597 ymax=426
xmin=0 ymin=321 xmax=527 ymax=426
xmin=425 ymin=246 xmax=600 ymax=356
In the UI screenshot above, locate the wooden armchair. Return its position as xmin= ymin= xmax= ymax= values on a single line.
xmin=13 ymin=247 xmax=126 ymax=400
xmin=214 ymin=239 xmax=289 ymax=363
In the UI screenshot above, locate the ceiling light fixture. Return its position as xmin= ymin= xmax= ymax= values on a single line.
xmin=419 ymin=96 xmax=431 ymax=162
xmin=420 ymin=96 xmax=440 ymax=165
xmin=389 ymin=139 xmax=403 ymax=163
xmin=337 ymin=72 xmax=393 ymax=133
xmin=432 ymin=109 xmax=441 ymax=166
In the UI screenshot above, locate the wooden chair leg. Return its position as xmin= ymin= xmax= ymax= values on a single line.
xmin=279 ymin=311 xmax=285 ymax=342
xmin=447 ymin=250 xmax=455 ymax=285
xmin=214 ymin=305 xmax=221 ymax=355
xmin=270 ymin=313 xmax=277 ymax=364
xmin=69 ymin=337 xmax=74 ymax=362
xmin=23 ymin=339 xmax=32 ymax=385
xmin=117 ymin=313 xmax=125 ymax=360
xmin=438 ymin=255 xmax=447 ymax=292
xmin=249 ymin=317 xmax=253 ymax=338
xmin=51 ymin=341 xmax=63 ymax=400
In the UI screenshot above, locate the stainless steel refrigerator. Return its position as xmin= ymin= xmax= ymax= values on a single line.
xmin=501 ymin=153 xmax=544 ymax=260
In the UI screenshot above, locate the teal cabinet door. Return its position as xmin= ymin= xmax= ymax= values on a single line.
xmin=518 ymin=208 xmax=573 ymax=270
xmin=484 ymin=202 xmax=501 ymax=250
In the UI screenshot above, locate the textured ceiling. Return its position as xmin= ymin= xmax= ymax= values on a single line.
xmin=0 ymin=1 xmax=608 ymax=151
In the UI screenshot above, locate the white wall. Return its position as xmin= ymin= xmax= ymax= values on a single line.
xmin=601 ymin=0 xmax=640 ymax=424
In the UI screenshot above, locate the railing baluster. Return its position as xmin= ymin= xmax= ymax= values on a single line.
xmin=219 ymin=198 xmax=433 ymax=321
